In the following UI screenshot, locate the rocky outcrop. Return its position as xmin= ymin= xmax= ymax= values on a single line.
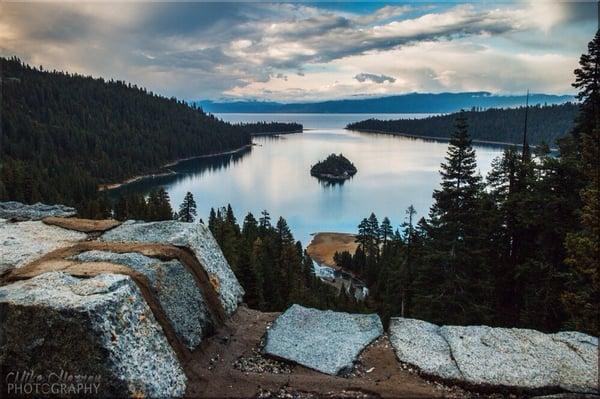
xmin=0 ymin=272 xmax=187 ymax=397
xmin=263 ymin=304 xmax=383 ymax=376
xmin=0 ymin=201 xmax=76 ymax=220
xmin=101 ymin=220 xmax=244 ymax=315
xmin=389 ymin=318 xmax=599 ymax=394
xmin=0 ymin=219 xmax=86 ymax=273
xmin=1 ymin=202 xmax=245 ymax=397
xmin=72 ymin=250 xmax=214 ymax=350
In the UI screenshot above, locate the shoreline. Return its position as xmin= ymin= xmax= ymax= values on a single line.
xmin=250 ymin=129 xmax=303 ymax=137
xmin=347 ymin=128 xmax=537 ymax=148
xmin=98 ymin=143 xmax=253 ymax=191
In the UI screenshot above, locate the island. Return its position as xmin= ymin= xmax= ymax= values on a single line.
xmin=310 ymin=153 xmax=357 ymax=181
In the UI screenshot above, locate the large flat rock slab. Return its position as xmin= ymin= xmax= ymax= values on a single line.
xmin=0 ymin=201 xmax=76 ymax=220
xmin=73 ymin=250 xmax=214 ymax=350
xmin=263 ymin=304 xmax=383 ymax=375
xmin=0 ymin=219 xmax=86 ymax=273
xmin=389 ymin=318 xmax=599 ymax=394
xmin=101 ymin=220 xmax=244 ymax=315
xmin=388 ymin=318 xmax=462 ymax=381
xmin=0 ymin=272 xmax=187 ymax=397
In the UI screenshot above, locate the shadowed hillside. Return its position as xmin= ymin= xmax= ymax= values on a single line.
xmin=347 ymin=103 xmax=578 ymax=146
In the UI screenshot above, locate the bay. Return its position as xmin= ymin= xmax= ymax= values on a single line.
xmin=116 ymin=113 xmax=506 ymax=246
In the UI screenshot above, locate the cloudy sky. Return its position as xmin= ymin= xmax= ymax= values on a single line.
xmin=0 ymin=1 xmax=597 ymax=101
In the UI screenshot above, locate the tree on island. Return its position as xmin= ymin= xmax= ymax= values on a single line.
xmin=178 ymin=192 xmax=197 ymax=222
xmin=310 ymin=153 xmax=357 ymax=180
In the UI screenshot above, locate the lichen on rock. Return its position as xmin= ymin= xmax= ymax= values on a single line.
xmin=0 ymin=201 xmax=77 ymax=221
xmin=0 ymin=272 xmax=187 ymax=398
xmin=72 ymin=250 xmax=214 ymax=350
xmin=389 ymin=317 xmax=599 ymax=394
xmin=0 ymin=219 xmax=86 ymax=273
xmin=101 ymin=220 xmax=244 ymax=315
xmin=263 ymin=304 xmax=383 ymax=376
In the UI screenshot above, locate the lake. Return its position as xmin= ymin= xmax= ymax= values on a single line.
xmin=116 ymin=113 xmax=506 ymax=246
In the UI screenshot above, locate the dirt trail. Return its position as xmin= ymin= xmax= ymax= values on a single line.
xmin=184 ymin=306 xmax=443 ymax=398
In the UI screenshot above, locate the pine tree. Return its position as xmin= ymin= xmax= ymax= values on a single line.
xmin=178 ymin=192 xmax=197 ymax=222
xmin=147 ymin=187 xmax=174 ymax=221
xmin=259 ymin=210 xmax=271 ymax=230
xmin=563 ymin=29 xmax=600 ymax=335
xmin=420 ymin=113 xmax=492 ymax=324
xmin=572 ymin=29 xmax=600 ymax=142
xmin=398 ymin=205 xmax=419 ymax=318
xmin=380 ymin=217 xmax=393 ymax=247
xmin=239 ymin=213 xmax=263 ymax=308
xmin=356 ymin=218 xmax=370 ymax=249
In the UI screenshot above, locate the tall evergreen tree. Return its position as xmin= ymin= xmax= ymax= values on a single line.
xmin=147 ymin=188 xmax=174 ymax=221
xmin=563 ymin=28 xmax=600 ymax=335
xmin=380 ymin=217 xmax=393 ymax=247
xmin=418 ymin=113 xmax=492 ymax=324
xmin=178 ymin=192 xmax=197 ymax=222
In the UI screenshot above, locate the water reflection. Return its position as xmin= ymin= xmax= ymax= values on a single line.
xmin=114 ymin=146 xmax=252 ymax=195
xmin=315 ymin=177 xmax=350 ymax=187
xmin=114 ymin=114 xmax=506 ymax=246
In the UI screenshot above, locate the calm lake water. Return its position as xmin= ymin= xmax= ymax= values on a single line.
xmin=116 ymin=113 xmax=506 ymax=246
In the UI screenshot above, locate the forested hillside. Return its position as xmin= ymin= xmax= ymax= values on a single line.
xmin=111 ymin=191 xmax=367 ymax=313
xmin=0 ymin=57 xmax=251 ymax=210
xmin=238 ymin=121 xmax=302 ymax=135
xmin=332 ymin=31 xmax=600 ymax=336
xmin=347 ymin=103 xmax=578 ymax=146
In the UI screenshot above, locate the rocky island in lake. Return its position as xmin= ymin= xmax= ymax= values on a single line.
xmin=310 ymin=154 xmax=357 ymax=181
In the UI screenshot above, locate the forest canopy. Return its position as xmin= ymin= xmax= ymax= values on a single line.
xmin=0 ymin=57 xmax=298 ymax=211
xmin=346 ymin=103 xmax=578 ymax=146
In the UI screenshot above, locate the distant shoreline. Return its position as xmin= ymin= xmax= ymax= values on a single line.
xmin=98 ymin=144 xmax=253 ymax=191
xmin=347 ymin=128 xmax=533 ymax=148
xmin=250 ymin=129 xmax=303 ymax=137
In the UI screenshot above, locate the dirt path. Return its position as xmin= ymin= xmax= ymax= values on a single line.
xmin=306 ymin=232 xmax=358 ymax=268
xmin=184 ymin=306 xmax=443 ymax=398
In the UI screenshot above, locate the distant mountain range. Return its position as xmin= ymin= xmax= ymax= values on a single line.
xmin=196 ymin=92 xmax=574 ymax=114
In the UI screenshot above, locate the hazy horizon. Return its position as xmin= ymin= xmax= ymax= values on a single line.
xmin=1 ymin=1 xmax=597 ymax=102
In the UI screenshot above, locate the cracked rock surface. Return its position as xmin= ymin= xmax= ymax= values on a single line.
xmin=101 ymin=220 xmax=244 ymax=315
xmin=0 ymin=201 xmax=77 ymax=220
xmin=0 ymin=219 xmax=86 ymax=273
xmin=72 ymin=250 xmax=214 ymax=350
xmin=389 ymin=318 xmax=599 ymax=394
xmin=0 ymin=272 xmax=187 ymax=398
xmin=263 ymin=305 xmax=383 ymax=376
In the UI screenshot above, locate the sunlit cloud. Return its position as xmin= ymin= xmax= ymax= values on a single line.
xmin=0 ymin=1 xmax=596 ymax=101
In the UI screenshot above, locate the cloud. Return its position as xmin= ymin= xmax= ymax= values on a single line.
xmin=355 ymin=73 xmax=396 ymax=84
xmin=0 ymin=2 xmax=592 ymax=100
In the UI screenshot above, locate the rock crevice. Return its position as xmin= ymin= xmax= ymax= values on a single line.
xmin=0 ymin=203 xmax=245 ymax=398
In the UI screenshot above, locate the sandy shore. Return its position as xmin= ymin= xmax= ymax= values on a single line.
xmin=97 ymin=144 xmax=252 ymax=191
xmin=306 ymin=232 xmax=358 ymax=268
